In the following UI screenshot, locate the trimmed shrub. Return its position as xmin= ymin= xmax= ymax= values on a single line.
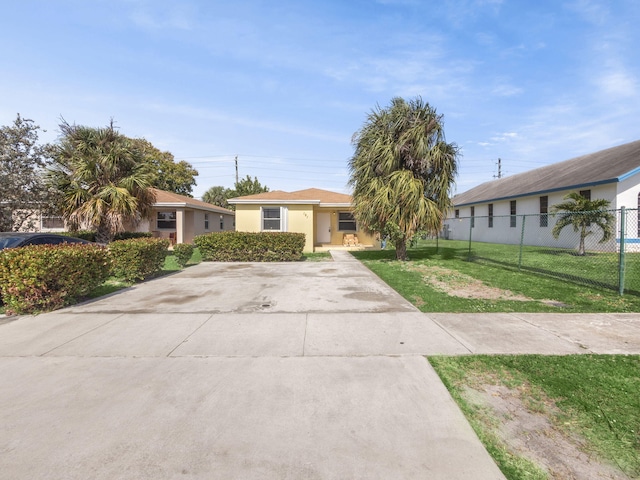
xmin=172 ymin=243 xmax=194 ymax=268
xmin=0 ymin=244 xmax=111 ymax=315
xmin=60 ymin=230 xmax=97 ymax=242
xmin=113 ymin=231 xmax=153 ymax=241
xmin=194 ymin=231 xmax=305 ymax=261
xmin=109 ymin=238 xmax=170 ymax=282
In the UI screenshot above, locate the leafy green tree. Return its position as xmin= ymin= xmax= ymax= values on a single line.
xmin=131 ymin=138 xmax=198 ymax=197
xmin=0 ymin=114 xmax=56 ymax=231
xmin=46 ymin=120 xmax=156 ymax=244
xmin=348 ymin=97 xmax=459 ymax=260
xmin=202 ymin=185 xmax=233 ymax=209
xmin=232 ymin=175 xmax=269 ymax=197
xmin=551 ymin=192 xmax=615 ymax=256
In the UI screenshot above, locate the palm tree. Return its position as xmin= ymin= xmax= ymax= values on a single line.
xmin=551 ymin=192 xmax=615 ymax=256
xmin=348 ymin=97 xmax=459 ymax=260
xmin=202 ymin=185 xmax=233 ymax=209
xmin=46 ymin=120 xmax=156 ymax=244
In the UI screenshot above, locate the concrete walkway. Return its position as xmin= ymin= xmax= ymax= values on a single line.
xmin=1 ymin=251 xmax=639 ymax=479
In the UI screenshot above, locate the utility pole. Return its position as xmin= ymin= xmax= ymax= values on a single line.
xmin=235 ymin=155 xmax=238 ymax=184
xmin=493 ymin=158 xmax=502 ymax=179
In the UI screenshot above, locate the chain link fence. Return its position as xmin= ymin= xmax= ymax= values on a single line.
xmin=441 ymin=208 xmax=639 ymax=295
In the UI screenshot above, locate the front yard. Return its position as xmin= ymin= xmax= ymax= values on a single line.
xmin=353 ymin=241 xmax=640 ymax=479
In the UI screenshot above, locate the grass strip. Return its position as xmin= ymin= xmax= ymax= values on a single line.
xmin=429 ymin=355 xmax=640 ymax=479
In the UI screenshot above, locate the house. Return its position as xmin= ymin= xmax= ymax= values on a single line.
xmin=134 ymin=188 xmax=235 ymax=244
xmin=15 ymin=188 xmax=235 ymax=244
xmin=227 ymin=188 xmax=380 ymax=253
xmin=445 ymin=140 xmax=640 ymax=250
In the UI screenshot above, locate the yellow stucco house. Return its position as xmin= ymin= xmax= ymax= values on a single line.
xmin=227 ymin=188 xmax=380 ymax=253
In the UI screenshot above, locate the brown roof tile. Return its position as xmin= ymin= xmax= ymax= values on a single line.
xmin=229 ymin=188 xmax=352 ymax=205
xmin=151 ymin=188 xmax=234 ymax=214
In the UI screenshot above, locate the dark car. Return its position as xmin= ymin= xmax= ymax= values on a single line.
xmin=0 ymin=232 xmax=92 ymax=250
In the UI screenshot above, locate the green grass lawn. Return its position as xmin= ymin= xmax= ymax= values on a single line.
xmin=430 ymin=355 xmax=640 ymax=479
xmin=352 ymin=240 xmax=640 ymax=313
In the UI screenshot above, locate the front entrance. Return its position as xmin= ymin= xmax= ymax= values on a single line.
xmin=317 ymin=212 xmax=331 ymax=244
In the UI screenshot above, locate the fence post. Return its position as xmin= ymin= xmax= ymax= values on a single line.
xmin=618 ymin=206 xmax=626 ymax=296
xmin=518 ymin=214 xmax=526 ymax=270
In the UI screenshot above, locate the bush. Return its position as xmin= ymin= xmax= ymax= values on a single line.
xmin=194 ymin=231 xmax=305 ymax=261
xmin=0 ymin=244 xmax=111 ymax=314
xmin=109 ymin=238 xmax=170 ymax=282
xmin=60 ymin=230 xmax=96 ymax=242
xmin=113 ymin=231 xmax=153 ymax=241
xmin=172 ymin=243 xmax=194 ymax=268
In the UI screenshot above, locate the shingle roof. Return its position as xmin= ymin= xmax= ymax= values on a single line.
xmin=453 ymin=140 xmax=640 ymax=206
xmin=152 ymin=188 xmax=234 ymax=214
xmin=228 ymin=188 xmax=352 ymax=205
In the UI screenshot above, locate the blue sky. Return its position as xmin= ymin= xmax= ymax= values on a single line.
xmin=2 ymin=0 xmax=639 ymax=199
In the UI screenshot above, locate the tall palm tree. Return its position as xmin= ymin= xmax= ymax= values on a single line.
xmin=348 ymin=97 xmax=459 ymax=260
xmin=46 ymin=120 xmax=156 ymax=244
xmin=551 ymin=192 xmax=615 ymax=256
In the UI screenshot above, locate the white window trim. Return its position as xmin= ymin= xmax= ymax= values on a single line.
xmin=261 ymin=206 xmax=288 ymax=232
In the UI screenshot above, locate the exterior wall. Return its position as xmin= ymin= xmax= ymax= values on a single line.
xmin=287 ymin=204 xmax=315 ymax=252
xmin=446 ymin=184 xmax=621 ymax=251
xmin=234 ymin=204 xmax=380 ymax=252
xmin=234 ymin=205 xmax=262 ymax=232
xmin=314 ymin=207 xmax=378 ymax=247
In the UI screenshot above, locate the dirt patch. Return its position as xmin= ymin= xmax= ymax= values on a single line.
xmin=463 ymin=382 xmax=628 ymax=479
xmin=406 ymin=264 xmax=533 ymax=301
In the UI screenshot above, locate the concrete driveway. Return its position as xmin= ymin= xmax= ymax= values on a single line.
xmin=1 ymin=250 xmax=639 ymax=479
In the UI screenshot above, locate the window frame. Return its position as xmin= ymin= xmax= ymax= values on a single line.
xmin=261 ymin=206 xmax=287 ymax=232
xmin=204 ymin=213 xmax=209 ymax=231
xmin=539 ymin=196 xmax=548 ymax=227
xmin=157 ymin=211 xmax=177 ymax=229
xmin=510 ymin=200 xmax=517 ymax=228
xmin=337 ymin=211 xmax=357 ymax=232
xmin=488 ymin=204 xmax=493 ymax=228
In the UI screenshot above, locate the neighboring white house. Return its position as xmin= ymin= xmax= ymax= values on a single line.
xmin=445 ymin=140 xmax=640 ymax=250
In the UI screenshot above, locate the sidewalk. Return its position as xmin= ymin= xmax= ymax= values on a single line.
xmin=1 ymin=252 xmax=638 ymax=479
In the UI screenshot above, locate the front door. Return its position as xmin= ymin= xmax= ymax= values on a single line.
xmin=317 ymin=213 xmax=331 ymax=244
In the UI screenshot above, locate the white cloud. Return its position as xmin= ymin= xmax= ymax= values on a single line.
xmin=597 ymin=70 xmax=637 ymax=97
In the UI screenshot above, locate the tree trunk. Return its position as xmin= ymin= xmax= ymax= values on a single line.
xmin=578 ymin=226 xmax=587 ymax=256
xmin=95 ymin=220 xmax=112 ymax=245
xmin=395 ymin=238 xmax=408 ymax=261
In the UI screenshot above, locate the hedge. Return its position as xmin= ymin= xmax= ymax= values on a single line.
xmin=172 ymin=243 xmax=194 ymax=268
xmin=0 ymin=244 xmax=111 ymax=315
xmin=109 ymin=237 xmax=170 ymax=282
xmin=194 ymin=231 xmax=305 ymax=261
xmin=59 ymin=231 xmax=153 ymax=242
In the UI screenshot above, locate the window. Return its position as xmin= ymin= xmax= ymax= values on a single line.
xmin=455 ymin=209 xmax=460 ymax=219
xmin=41 ymin=216 xmax=64 ymax=229
xmin=204 ymin=213 xmax=209 ymax=230
xmin=262 ymin=207 xmax=287 ymax=231
xmin=488 ymin=204 xmax=493 ymax=228
xmin=262 ymin=208 xmax=280 ymax=230
xmin=510 ymin=200 xmax=517 ymax=228
xmin=157 ymin=211 xmax=176 ymax=229
xmin=470 ymin=206 xmax=475 ymax=228
xmin=220 ymin=215 xmax=224 ymax=230
xmin=539 ymin=196 xmax=548 ymax=227
xmin=338 ymin=212 xmax=357 ymax=231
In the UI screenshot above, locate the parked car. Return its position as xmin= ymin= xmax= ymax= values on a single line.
xmin=0 ymin=232 xmax=93 ymax=250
